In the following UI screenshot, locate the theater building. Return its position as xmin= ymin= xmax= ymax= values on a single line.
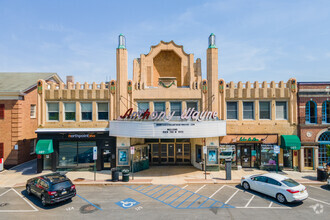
xmin=35 ymin=34 xmax=300 ymax=172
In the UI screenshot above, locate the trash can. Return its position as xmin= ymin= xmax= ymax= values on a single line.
xmin=111 ymin=168 xmax=120 ymax=182
xmin=225 ymin=159 xmax=232 ymax=180
xmin=317 ymin=167 xmax=328 ymax=181
xmin=122 ymin=169 xmax=130 ymax=182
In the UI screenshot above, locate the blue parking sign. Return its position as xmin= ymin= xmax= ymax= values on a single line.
xmin=115 ymin=198 xmax=140 ymax=209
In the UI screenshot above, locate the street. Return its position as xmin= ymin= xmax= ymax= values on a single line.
xmin=0 ymin=183 xmax=329 ymax=220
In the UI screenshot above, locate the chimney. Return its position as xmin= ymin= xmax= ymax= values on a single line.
xmin=66 ymin=76 xmax=74 ymax=85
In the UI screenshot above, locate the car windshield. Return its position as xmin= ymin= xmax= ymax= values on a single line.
xmin=52 ymin=181 xmax=72 ymax=190
xmin=281 ymin=178 xmax=299 ymax=187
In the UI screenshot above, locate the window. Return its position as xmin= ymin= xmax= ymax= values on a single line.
xmin=154 ymin=102 xmax=165 ymax=114
xmin=243 ymin=102 xmax=254 ymax=120
xmin=227 ymin=102 xmax=238 ymax=119
xmin=170 ymin=102 xmax=182 ymax=118
xmin=81 ymin=103 xmax=92 ymax=121
xmin=254 ymin=176 xmax=267 ymax=182
xmin=322 ymin=101 xmax=330 ymax=124
xmin=138 ymin=102 xmax=149 ymax=112
xmin=267 ymin=178 xmax=281 ymax=186
xmin=186 ymin=101 xmax=198 ymax=111
xmin=0 ymin=143 xmax=3 ymax=158
xmin=276 ymin=101 xmax=287 ymax=120
xmin=0 ymin=104 xmax=4 ymax=119
xmin=281 ymin=178 xmax=299 ymax=187
xmin=30 ymin=105 xmax=36 ymax=118
xmin=39 ymin=180 xmax=49 ymax=189
xmin=195 ymin=145 xmax=202 ymax=163
xmin=64 ymin=103 xmax=76 ymax=121
xmin=30 ymin=139 xmax=36 ymax=154
xmin=47 ymin=103 xmax=59 ymax=121
xmin=97 ymin=103 xmax=109 ymax=120
xmin=305 ymin=101 xmax=317 ymax=124
xmin=259 ymin=101 xmax=271 ymax=119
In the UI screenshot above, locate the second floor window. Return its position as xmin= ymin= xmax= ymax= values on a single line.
xmin=305 ymin=101 xmax=317 ymax=124
xmin=30 ymin=105 xmax=36 ymax=118
xmin=322 ymin=101 xmax=330 ymax=124
xmin=259 ymin=101 xmax=271 ymax=119
xmin=47 ymin=103 xmax=59 ymax=121
xmin=276 ymin=101 xmax=287 ymax=120
xmin=170 ymin=102 xmax=182 ymax=117
xmin=81 ymin=103 xmax=92 ymax=121
xmin=227 ymin=102 xmax=238 ymax=119
xmin=243 ymin=102 xmax=254 ymax=120
xmin=64 ymin=103 xmax=76 ymax=121
xmin=154 ymin=102 xmax=165 ymax=114
xmin=0 ymin=104 xmax=4 ymax=119
xmin=97 ymin=103 xmax=109 ymax=120
xmin=186 ymin=101 xmax=198 ymax=111
xmin=138 ymin=102 xmax=149 ymax=112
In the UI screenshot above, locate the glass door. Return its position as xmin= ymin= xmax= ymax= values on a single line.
xmin=161 ymin=144 xmax=167 ymax=163
xmin=241 ymin=145 xmax=251 ymax=168
xmin=176 ymin=144 xmax=183 ymax=163
xmin=304 ymin=148 xmax=313 ymax=169
xmin=168 ymin=144 xmax=175 ymax=163
xmin=102 ymin=149 xmax=111 ymax=170
xmin=151 ymin=143 xmax=160 ymax=164
xmin=283 ymin=149 xmax=293 ymax=168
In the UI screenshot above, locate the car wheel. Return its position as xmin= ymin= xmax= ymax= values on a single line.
xmin=276 ymin=193 xmax=287 ymax=203
xmin=41 ymin=195 xmax=47 ymax=207
xmin=26 ymin=185 xmax=31 ymax=195
xmin=243 ymin=181 xmax=250 ymax=190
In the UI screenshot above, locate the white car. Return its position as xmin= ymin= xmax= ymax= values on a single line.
xmin=241 ymin=173 xmax=308 ymax=203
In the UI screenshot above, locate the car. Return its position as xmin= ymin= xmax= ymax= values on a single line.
xmin=26 ymin=173 xmax=76 ymax=206
xmin=327 ymin=176 xmax=330 ymax=188
xmin=240 ymin=173 xmax=308 ymax=203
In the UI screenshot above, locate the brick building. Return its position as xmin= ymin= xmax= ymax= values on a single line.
xmin=297 ymin=82 xmax=330 ymax=171
xmin=0 ymin=73 xmax=62 ymax=168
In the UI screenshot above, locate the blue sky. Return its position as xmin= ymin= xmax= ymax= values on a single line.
xmin=0 ymin=0 xmax=330 ymax=83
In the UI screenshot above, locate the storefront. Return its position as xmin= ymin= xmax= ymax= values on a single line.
xmin=35 ymin=129 xmax=116 ymax=172
xmin=280 ymin=135 xmax=301 ymax=171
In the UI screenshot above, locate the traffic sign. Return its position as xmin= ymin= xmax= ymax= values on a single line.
xmin=274 ymin=145 xmax=280 ymax=154
xmin=130 ymin=147 xmax=135 ymax=155
xmin=93 ymin=147 xmax=97 ymax=160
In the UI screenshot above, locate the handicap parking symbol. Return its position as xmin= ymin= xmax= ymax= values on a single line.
xmin=115 ymin=198 xmax=140 ymax=209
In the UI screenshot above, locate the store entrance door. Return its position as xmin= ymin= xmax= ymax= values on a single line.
xmin=102 ymin=148 xmax=112 ymax=170
xmin=304 ymin=148 xmax=313 ymax=169
xmin=241 ymin=145 xmax=251 ymax=168
xmin=150 ymin=141 xmax=190 ymax=165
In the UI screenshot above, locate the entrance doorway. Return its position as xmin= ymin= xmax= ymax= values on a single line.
xmin=149 ymin=139 xmax=191 ymax=165
xmin=102 ymin=148 xmax=112 ymax=170
xmin=304 ymin=148 xmax=313 ymax=169
xmin=241 ymin=145 xmax=251 ymax=168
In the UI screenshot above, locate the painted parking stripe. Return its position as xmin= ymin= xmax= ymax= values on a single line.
xmin=0 ymin=189 xmax=12 ymax=197
xmin=77 ymin=194 xmax=103 ymax=211
xmin=209 ymin=185 xmax=225 ymax=198
xmin=308 ymin=197 xmax=330 ymax=206
xmin=156 ymin=185 xmax=176 ymax=199
xmin=245 ymin=195 xmax=255 ymax=207
xmin=0 ymin=188 xmax=38 ymax=213
xmin=186 ymin=195 xmax=201 ymax=208
xmin=268 ymin=202 xmax=273 ymax=208
xmin=139 ymin=185 xmax=153 ymax=192
xmin=145 ymin=185 xmax=161 ymax=194
xmin=308 ymin=185 xmax=329 ymax=192
xmin=182 ymin=185 xmax=188 ymax=189
xmin=162 ymin=187 xmax=181 ymax=201
xmin=194 ymin=185 xmax=206 ymax=193
xmin=11 ymin=188 xmax=38 ymax=211
xmin=168 ymin=191 xmax=188 ymax=205
xmin=151 ymin=185 xmax=169 ymax=197
xmin=225 ymin=189 xmax=239 ymax=204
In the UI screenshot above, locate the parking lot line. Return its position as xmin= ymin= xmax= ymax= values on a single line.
xmin=308 ymin=185 xmax=329 ymax=192
xmin=11 ymin=188 xmax=38 ymax=212
xmin=245 ymin=195 xmax=255 ymax=208
xmin=225 ymin=189 xmax=239 ymax=204
xmin=176 ymin=193 xmax=195 ymax=208
xmin=156 ymin=185 xmax=176 ymax=199
xmin=308 ymin=197 xmax=330 ymax=206
xmin=151 ymin=185 xmax=169 ymax=197
xmin=186 ymin=195 xmax=202 ymax=208
xmin=76 ymin=194 xmax=102 ymax=211
xmin=209 ymin=185 xmax=225 ymax=198
xmin=169 ymin=191 xmax=188 ymax=205
xmin=268 ymin=202 xmax=273 ymax=208
xmin=0 ymin=188 xmax=11 ymax=197
xmin=182 ymin=185 xmax=188 ymax=189
xmin=194 ymin=185 xmax=206 ymax=193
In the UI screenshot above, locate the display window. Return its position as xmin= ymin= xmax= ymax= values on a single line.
xmin=260 ymin=145 xmax=276 ymax=170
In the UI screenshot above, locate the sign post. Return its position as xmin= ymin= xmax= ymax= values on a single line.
xmin=203 ymin=146 xmax=207 ymax=179
xmin=274 ymin=145 xmax=280 ymax=173
xmin=130 ymin=147 xmax=135 ymax=180
xmin=93 ymin=147 xmax=97 ymax=181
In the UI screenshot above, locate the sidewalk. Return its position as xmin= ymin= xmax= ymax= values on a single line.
xmin=0 ymin=159 xmax=321 ymax=188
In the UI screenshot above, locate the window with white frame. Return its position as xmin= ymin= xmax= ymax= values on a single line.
xmin=30 ymin=139 xmax=36 ymax=154
xmin=97 ymin=103 xmax=109 ymax=120
xmin=259 ymin=101 xmax=271 ymax=119
xmin=30 ymin=104 xmax=36 ymax=118
xmin=276 ymin=101 xmax=287 ymax=120
xmin=227 ymin=102 xmax=238 ymax=119
xmin=64 ymin=103 xmax=76 ymax=121
xmin=243 ymin=102 xmax=254 ymax=120
xmin=81 ymin=103 xmax=92 ymax=121
xmin=47 ymin=103 xmax=59 ymax=121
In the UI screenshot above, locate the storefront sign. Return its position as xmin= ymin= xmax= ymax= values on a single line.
xmin=274 ymin=145 xmax=280 ymax=154
xmin=118 ymin=148 xmax=129 ymax=166
xmin=68 ymin=134 xmax=96 ymax=138
xmin=119 ymin=108 xmax=218 ymax=122
xmin=239 ymin=137 xmax=260 ymax=142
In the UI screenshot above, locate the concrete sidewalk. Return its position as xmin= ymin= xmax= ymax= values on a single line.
xmin=0 ymin=159 xmax=321 ymax=188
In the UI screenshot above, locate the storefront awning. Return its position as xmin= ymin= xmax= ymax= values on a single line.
xmin=280 ymin=135 xmax=301 ymax=150
xmin=36 ymin=140 xmax=54 ymax=154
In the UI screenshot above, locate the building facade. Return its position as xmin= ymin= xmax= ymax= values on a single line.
xmin=298 ymin=82 xmax=330 ymax=170
xmin=35 ymin=34 xmax=300 ymax=172
xmin=0 ymin=73 xmax=62 ymax=168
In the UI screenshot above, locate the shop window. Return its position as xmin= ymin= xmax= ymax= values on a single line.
xmin=195 ymin=145 xmax=202 ymax=163
xmin=97 ymin=103 xmax=109 ymax=120
xmin=30 ymin=139 xmax=36 ymax=154
xmin=259 ymin=101 xmax=271 ymax=119
xmin=30 ymin=105 xmax=36 ymax=118
xmin=186 ymin=101 xmax=198 ymax=111
xmin=207 ymin=148 xmax=218 ymax=165
xmin=219 ymin=145 xmax=236 ymax=166
xmin=276 ymin=101 xmax=287 ymax=120
xmin=243 ymin=102 xmax=254 ymax=120
xmin=0 ymin=143 xmax=3 ymax=158
xmin=283 ymin=149 xmax=293 ymax=168
xmin=154 ymin=102 xmax=165 ymax=114
xmin=138 ymin=102 xmax=149 ymax=112
xmin=47 ymin=103 xmax=59 ymax=121
xmin=305 ymin=101 xmax=317 ymax=124
xmin=227 ymin=102 xmax=238 ymax=120
xmin=260 ymin=145 xmax=276 ymax=170
xmin=81 ymin=103 xmax=92 ymax=121
xmin=170 ymin=102 xmax=182 ymax=119
xmin=64 ymin=103 xmax=76 ymax=121
xmin=0 ymin=104 xmax=4 ymax=119
xmin=322 ymin=101 xmax=330 ymax=124
xmin=318 ymin=131 xmax=330 ymax=166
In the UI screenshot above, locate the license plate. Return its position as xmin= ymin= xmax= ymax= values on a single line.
xmin=301 ymin=190 xmax=305 ymax=193
xmin=62 ymin=191 xmax=67 ymax=195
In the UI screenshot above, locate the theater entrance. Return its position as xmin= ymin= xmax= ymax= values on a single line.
xmin=147 ymin=139 xmax=191 ymax=165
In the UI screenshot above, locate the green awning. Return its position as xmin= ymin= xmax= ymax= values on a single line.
xmin=36 ymin=140 xmax=53 ymax=154
xmin=280 ymin=135 xmax=301 ymax=150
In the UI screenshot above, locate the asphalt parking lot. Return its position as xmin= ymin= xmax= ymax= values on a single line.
xmin=0 ymin=183 xmax=329 ymax=219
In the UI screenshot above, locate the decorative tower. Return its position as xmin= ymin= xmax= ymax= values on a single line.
xmin=116 ymin=34 xmax=128 ymax=118
xmin=207 ymin=33 xmax=219 ymax=112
